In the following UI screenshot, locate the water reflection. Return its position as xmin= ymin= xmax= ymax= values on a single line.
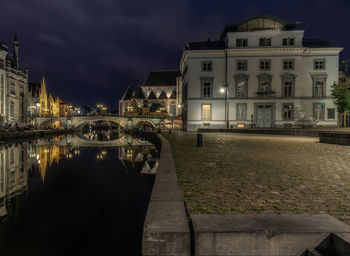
xmin=0 ymin=132 xmax=158 ymax=255
xmin=0 ymin=143 xmax=28 ymax=220
xmin=81 ymin=121 xmax=120 ymax=141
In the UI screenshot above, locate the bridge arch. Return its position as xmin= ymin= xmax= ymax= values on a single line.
xmin=39 ymin=118 xmax=66 ymax=129
xmin=72 ymin=116 xmax=126 ymax=130
xmin=135 ymin=120 xmax=156 ymax=130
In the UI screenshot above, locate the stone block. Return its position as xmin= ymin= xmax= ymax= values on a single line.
xmin=192 ymin=214 xmax=350 ymax=256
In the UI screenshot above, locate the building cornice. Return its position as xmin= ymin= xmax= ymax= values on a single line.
xmin=180 ymin=47 xmax=343 ymax=68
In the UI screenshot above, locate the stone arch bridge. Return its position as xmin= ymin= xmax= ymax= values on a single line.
xmin=36 ymin=115 xmax=173 ymax=130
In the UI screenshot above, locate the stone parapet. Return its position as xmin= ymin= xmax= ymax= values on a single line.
xmin=319 ymin=132 xmax=350 ymax=145
xmin=142 ymin=135 xmax=190 ymax=255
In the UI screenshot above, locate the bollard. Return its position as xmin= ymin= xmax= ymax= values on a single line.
xmin=197 ymin=133 xmax=203 ymax=147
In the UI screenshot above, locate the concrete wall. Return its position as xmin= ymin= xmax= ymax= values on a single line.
xmin=142 ymin=135 xmax=190 ymax=255
xmin=191 ymin=214 xmax=350 ymax=256
xmin=319 ymin=132 xmax=350 ymax=145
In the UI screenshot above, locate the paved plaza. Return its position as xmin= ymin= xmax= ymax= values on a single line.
xmin=163 ymin=132 xmax=350 ymax=224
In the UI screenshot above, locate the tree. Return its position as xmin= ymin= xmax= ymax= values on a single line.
xmin=331 ymin=80 xmax=350 ymax=127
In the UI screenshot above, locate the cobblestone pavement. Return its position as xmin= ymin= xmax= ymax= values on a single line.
xmin=163 ymin=132 xmax=350 ymax=224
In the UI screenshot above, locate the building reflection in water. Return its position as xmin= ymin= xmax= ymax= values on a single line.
xmin=118 ymin=146 xmax=159 ymax=175
xmin=0 ymin=143 xmax=29 ymax=221
xmin=0 ymin=134 xmax=159 ymax=222
xmin=82 ymin=121 xmax=119 ymax=142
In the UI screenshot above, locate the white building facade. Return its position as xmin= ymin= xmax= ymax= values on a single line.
xmin=180 ymin=16 xmax=343 ymax=130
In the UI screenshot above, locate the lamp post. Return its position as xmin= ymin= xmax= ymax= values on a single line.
xmin=221 ymin=81 xmax=229 ymax=129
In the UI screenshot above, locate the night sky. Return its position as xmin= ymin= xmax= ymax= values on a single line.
xmin=1 ymin=0 xmax=349 ymax=109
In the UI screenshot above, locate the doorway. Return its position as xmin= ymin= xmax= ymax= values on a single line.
xmin=256 ymin=104 xmax=273 ymax=127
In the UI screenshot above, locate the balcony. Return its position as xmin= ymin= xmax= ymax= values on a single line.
xmin=256 ymin=90 xmax=275 ymax=97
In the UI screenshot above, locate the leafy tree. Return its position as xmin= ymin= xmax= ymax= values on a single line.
xmin=331 ymin=80 xmax=350 ymax=127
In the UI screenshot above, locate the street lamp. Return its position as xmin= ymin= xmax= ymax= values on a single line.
xmin=221 ymin=81 xmax=229 ymax=129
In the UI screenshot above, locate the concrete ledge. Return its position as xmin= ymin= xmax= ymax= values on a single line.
xmin=192 ymin=214 xmax=350 ymax=256
xmin=319 ymin=132 xmax=350 ymax=145
xmin=142 ymin=135 xmax=190 ymax=255
xmin=198 ymin=128 xmax=322 ymax=137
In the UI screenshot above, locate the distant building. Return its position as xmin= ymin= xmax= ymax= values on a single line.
xmin=38 ymin=77 xmax=66 ymax=118
xmin=119 ymin=70 xmax=182 ymax=118
xmin=0 ymin=35 xmax=29 ymax=125
xmin=180 ymin=15 xmax=343 ymax=130
xmin=28 ymin=82 xmax=41 ymax=124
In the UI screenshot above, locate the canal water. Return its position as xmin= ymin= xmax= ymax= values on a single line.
xmin=0 ymin=126 xmax=157 ymax=255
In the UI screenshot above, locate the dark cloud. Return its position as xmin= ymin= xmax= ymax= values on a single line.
xmin=0 ymin=0 xmax=349 ymax=108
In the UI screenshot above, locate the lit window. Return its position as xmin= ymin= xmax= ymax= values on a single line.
xmin=313 ymin=104 xmax=324 ymax=121
xmin=202 ymin=105 xmax=211 ymax=121
xmin=314 ymin=59 xmax=325 ymax=70
xmin=236 ymin=39 xmax=248 ymax=47
xmin=259 ymin=38 xmax=271 ymax=46
xmin=282 ymin=104 xmax=293 ymax=120
xmin=283 ymin=59 xmax=294 ymax=70
xmin=260 ymin=60 xmax=270 ymax=70
xmin=201 ymin=61 xmax=212 ymax=72
xmin=237 ymin=60 xmax=248 ymax=71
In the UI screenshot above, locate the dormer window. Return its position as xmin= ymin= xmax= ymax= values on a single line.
xmin=259 ymin=38 xmax=271 ymax=46
xmin=282 ymin=38 xmax=295 ymax=46
xmin=236 ymin=39 xmax=248 ymax=47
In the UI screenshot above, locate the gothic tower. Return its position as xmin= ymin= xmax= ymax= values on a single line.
xmin=13 ymin=34 xmax=19 ymax=69
xmin=39 ymin=77 xmax=48 ymax=117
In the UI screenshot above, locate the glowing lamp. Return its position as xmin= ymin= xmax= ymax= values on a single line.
xmin=237 ymin=123 xmax=245 ymax=129
xmin=220 ymin=88 xmax=225 ymax=93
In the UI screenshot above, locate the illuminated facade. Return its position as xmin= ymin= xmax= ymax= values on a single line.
xmin=0 ymin=35 xmax=29 ymax=125
xmin=119 ymin=71 xmax=182 ymax=118
xmin=38 ymin=77 xmax=67 ymax=118
xmin=180 ymin=16 xmax=343 ymax=130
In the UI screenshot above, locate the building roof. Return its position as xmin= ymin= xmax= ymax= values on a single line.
xmin=135 ymin=87 xmax=145 ymax=99
xmin=147 ymin=90 xmax=157 ymax=99
xmin=302 ymin=39 xmax=332 ymax=48
xmin=169 ymin=90 xmax=176 ymax=99
xmin=158 ymin=90 xmax=168 ymax=99
xmin=219 ymin=15 xmax=299 ymax=40
xmin=143 ymin=70 xmax=180 ymax=86
xmin=185 ymin=40 xmax=225 ymax=50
